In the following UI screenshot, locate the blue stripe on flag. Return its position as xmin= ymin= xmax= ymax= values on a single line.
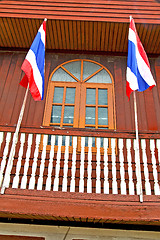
xmin=127 ymin=40 xmax=150 ymax=92
xmin=137 ymin=68 xmax=150 ymax=92
xmin=127 ymin=40 xmax=137 ymax=77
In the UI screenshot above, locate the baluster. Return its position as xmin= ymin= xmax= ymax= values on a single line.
xmin=0 ymin=132 xmax=4 ymax=151
xmin=70 ymin=136 xmax=77 ymax=192
xmin=96 ymin=137 xmax=101 ymax=194
xmin=150 ymin=139 xmax=160 ymax=195
xmin=53 ymin=135 xmax=62 ymax=191
xmin=5 ymin=133 xmax=21 ymax=189
xmin=21 ymin=134 xmax=33 ymax=189
xmin=119 ymin=139 xmax=126 ymax=195
xmin=37 ymin=135 xmax=48 ymax=190
xmin=0 ymin=132 xmax=11 ymax=187
xmin=79 ymin=137 xmax=85 ymax=193
xmin=46 ymin=135 xmax=55 ymax=191
xmin=12 ymin=133 xmax=25 ymax=188
xmin=62 ymin=136 xmax=70 ymax=192
xmin=111 ymin=138 xmax=118 ymax=194
xmin=126 ymin=139 xmax=134 ymax=195
xmin=87 ymin=137 xmax=92 ymax=193
xmin=103 ymin=138 xmax=109 ymax=194
xmin=134 ymin=139 xmax=143 ymax=196
xmin=28 ymin=134 xmax=41 ymax=190
xmin=141 ymin=139 xmax=151 ymax=195
xmin=157 ymin=139 xmax=160 ymax=166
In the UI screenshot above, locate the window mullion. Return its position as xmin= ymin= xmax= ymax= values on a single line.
xmin=80 ymin=60 xmax=83 ymax=82
xmin=95 ymin=87 xmax=98 ymax=129
xmin=60 ymin=87 xmax=66 ymax=127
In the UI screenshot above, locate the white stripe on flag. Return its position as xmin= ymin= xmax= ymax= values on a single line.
xmin=126 ymin=67 xmax=139 ymax=90
xmin=26 ymin=49 xmax=43 ymax=97
xmin=39 ymin=24 xmax=45 ymax=46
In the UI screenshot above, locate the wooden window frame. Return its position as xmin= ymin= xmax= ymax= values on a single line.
xmin=42 ymin=59 xmax=116 ymax=153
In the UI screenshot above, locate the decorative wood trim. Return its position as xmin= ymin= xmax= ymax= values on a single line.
xmin=0 ymin=125 xmax=160 ymax=139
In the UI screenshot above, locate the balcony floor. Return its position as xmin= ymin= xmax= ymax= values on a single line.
xmin=0 ymin=188 xmax=160 ymax=226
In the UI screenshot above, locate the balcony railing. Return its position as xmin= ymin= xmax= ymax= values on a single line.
xmin=0 ymin=126 xmax=160 ymax=197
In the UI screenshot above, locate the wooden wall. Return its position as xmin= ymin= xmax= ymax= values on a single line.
xmin=0 ymin=51 xmax=160 ymax=131
xmin=1 ymin=0 xmax=160 ymax=23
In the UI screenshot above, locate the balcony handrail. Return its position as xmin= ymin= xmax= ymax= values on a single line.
xmin=0 ymin=125 xmax=160 ymax=139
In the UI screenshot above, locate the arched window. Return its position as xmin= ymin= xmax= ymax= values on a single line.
xmin=43 ymin=59 xmax=115 ymax=132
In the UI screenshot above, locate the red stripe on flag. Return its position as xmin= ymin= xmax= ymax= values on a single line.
xmin=20 ymin=59 xmax=41 ymax=101
xmin=126 ymin=81 xmax=133 ymax=100
xmin=129 ymin=19 xmax=150 ymax=69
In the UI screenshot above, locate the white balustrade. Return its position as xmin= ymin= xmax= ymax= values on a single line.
xmin=87 ymin=137 xmax=92 ymax=193
xmin=12 ymin=133 xmax=25 ymax=188
xmin=157 ymin=139 xmax=160 ymax=166
xmin=21 ymin=134 xmax=33 ymax=189
xmin=62 ymin=136 xmax=70 ymax=192
xmin=103 ymin=138 xmax=109 ymax=194
xmin=53 ymin=135 xmax=62 ymax=191
xmin=141 ymin=139 xmax=151 ymax=195
xmin=134 ymin=139 xmax=142 ymax=196
xmin=111 ymin=138 xmax=118 ymax=194
xmin=45 ymin=135 xmax=55 ymax=191
xmin=79 ymin=137 xmax=85 ymax=193
xmin=0 ymin=132 xmax=11 ymax=187
xmin=0 ymin=130 xmax=160 ymax=197
xmin=70 ymin=136 xmax=77 ymax=192
xmin=37 ymin=135 xmax=48 ymax=190
xmin=96 ymin=138 xmax=101 ymax=194
xmin=119 ymin=139 xmax=126 ymax=195
xmin=126 ymin=139 xmax=134 ymax=195
xmin=28 ymin=134 xmax=41 ymax=189
xmin=150 ymin=139 xmax=160 ymax=195
xmin=0 ymin=132 xmax=4 ymax=151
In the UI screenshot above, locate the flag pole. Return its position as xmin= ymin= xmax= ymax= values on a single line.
xmin=133 ymin=91 xmax=143 ymax=203
xmin=1 ymin=85 xmax=29 ymax=194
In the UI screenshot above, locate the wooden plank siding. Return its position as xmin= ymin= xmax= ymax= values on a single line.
xmin=1 ymin=0 xmax=160 ymax=23
xmin=0 ymin=51 xmax=160 ymax=132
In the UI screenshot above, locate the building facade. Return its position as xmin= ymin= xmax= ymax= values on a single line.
xmin=0 ymin=0 xmax=160 ymax=239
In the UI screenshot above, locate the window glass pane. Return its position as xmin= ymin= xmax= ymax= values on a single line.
xmin=66 ymin=88 xmax=75 ymax=104
xmin=100 ymin=138 xmax=103 ymax=148
xmin=53 ymin=87 xmax=64 ymax=103
xmin=86 ymin=89 xmax=96 ymax=105
xmin=55 ymin=135 xmax=58 ymax=145
xmin=51 ymin=67 xmax=76 ymax=82
xmin=51 ymin=105 xmax=62 ymax=123
xmin=83 ymin=61 xmax=101 ymax=80
xmin=86 ymin=69 xmax=112 ymax=83
xmin=86 ymin=107 xmax=95 ymax=125
xmin=62 ymin=135 xmax=65 ymax=146
xmin=69 ymin=136 xmax=72 ymax=146
xmin=98 ymin=107 xmax=108 ymax=125
xmin=48 ymin=135 xmax=51 ymax=145
xmin=63 ymin=106 xmax=74 ymax=124
xmin=98 ymin=89 xmax=108 ymax=105
xmin=85 ymin=136 xmax=95 ymax=147
xmin=63 ymin=61 xmax=81 ymax=80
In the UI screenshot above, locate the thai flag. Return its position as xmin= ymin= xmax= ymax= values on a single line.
xmin=20 ymin=19 xmax=47 ymax=101
xmin=126 ymin=17 xmax=156 ymax=99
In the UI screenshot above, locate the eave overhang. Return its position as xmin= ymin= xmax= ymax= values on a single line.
xmin=0 ymin=0 xmax=160 ymax=55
